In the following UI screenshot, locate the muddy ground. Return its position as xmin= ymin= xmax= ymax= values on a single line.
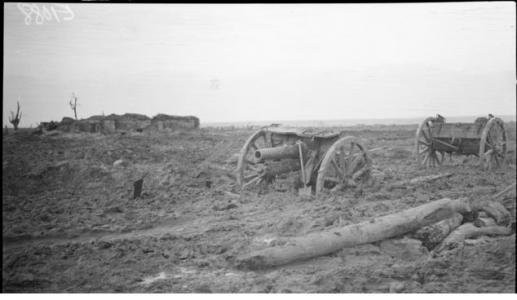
xmin=2 ymin=124 xmax=516 ymax=292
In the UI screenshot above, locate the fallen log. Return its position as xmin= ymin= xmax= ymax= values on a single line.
xmin=389 ymin=173 xmax=452 ymax=190
xmin=236 ymin=197 xmax=474 ymax=269
xmin=433 ymin=223 xmax=513 ymax=253
xmin=411 ymin=213 xmax=463 ymax=250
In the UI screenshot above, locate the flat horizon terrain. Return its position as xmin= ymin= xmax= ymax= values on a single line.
xmin=201 ymin=115 xmax=517 ymax=127
xmin=2 ymin=123 xmax=516 ymax=292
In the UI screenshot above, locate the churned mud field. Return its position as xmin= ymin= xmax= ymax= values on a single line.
xmin=2 ymin=124 xmax=516 ymax=292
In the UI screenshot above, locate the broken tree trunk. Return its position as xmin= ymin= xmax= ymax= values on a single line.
xmin=389 ymin=173 xmax=452 ymax=190
xmin=434 ymin=223 xmax=513 ymax=253
xmin=411 ymin=213 xmax=463 ymax=250
xmin=236 ymin=197 xmax=475 ymax=269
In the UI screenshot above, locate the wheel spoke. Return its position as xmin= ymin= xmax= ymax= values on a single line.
xmin=422 ymin=151 xmax=430 ymax=166
xmin=347 ymin=156 xmax=362 ymax=176
xmin=419 ymin=146 xmax=429 ymax=154
xmin=348 ymin=142 xmax=356 ymax=157
xmin=418 ymin=140 xmax=430 ymax=147
xmin=337 ymin=147 xmax=347 ymax=172
xmin=342 ymin=143 xmax=360 ymax=166
xmin=352 ymin=165 xmax=369 ymax=180
xmin=485 ymin=141 xmax=496 ymax=150
xmin=433 ymin=152 xmax=440 ymax=167
xmin=331 ymin=156 xmax=345 ymax=179
xmin=493 ymin=152 xmax=500 ymax=167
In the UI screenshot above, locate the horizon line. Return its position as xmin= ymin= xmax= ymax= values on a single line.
xmin=201 ymin=114 xmax=517 ymax=125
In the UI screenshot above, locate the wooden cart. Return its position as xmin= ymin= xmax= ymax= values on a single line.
xmin=236 ymin=125 xmax=372 ymax=194
xmin=415 ymin=115 xmax=507 ymax=169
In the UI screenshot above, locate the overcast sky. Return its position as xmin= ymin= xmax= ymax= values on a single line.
xmin=3 ymin=2 xmax=516 ymax=127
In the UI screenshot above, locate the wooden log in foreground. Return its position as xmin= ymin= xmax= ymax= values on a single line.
xmin=236 ymin=197 xmax=474 ymax=269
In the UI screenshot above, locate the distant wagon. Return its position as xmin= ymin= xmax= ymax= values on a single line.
xmin=236 ymin=125 xmax=372 ymax=195
xmin=415 ymin=114 xmax=507 ymax=169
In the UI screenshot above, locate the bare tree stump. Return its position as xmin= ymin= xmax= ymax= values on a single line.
xmin=69 ymin=93 xmax=79 ymax=120
xmin=9 ymin=101 xmax=22 ymax=131
xmin=133 ymin=178 xmax=143 ymax=199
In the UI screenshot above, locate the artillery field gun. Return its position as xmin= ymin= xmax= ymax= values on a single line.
xmin=236 ymin=125 xmax=372 ymax=195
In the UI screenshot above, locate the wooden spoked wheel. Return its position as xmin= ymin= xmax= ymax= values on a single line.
xmin=415 ymin=117 xmax=445 ymax=168
xmin=315 ymin=136 xmax=371 ymax=194
xmin=479 ymin=117 xmax=507 ymax=169
xmin=236 ymin=129 xmax=274 ymax=191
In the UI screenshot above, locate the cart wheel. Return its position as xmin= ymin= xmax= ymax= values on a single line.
xmin=415 ymin=117 xmax=444 ymax=168
xmin=236 ymin=128 xmax=276 ymax=191
xmin=479 ymin=117 xmax=507 ymax=169
xmin=315 ymin=136 xmax=371 ymax=195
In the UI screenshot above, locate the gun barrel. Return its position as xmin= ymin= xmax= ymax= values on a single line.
xmin=255 ymin=144 xmax=301 ymax=160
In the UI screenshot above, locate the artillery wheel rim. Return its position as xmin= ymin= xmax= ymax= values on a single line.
xmin=415 ymin=117 xmax=444 ymax=168
xmin=315 ymin=136 xmax=371 ymax=195
xmin=236 ymin=128 xmax=276 ymax=191
xmin=479 ymin=117 xmax=507 ymax=170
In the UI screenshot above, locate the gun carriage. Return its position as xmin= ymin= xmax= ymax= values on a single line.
xmin=236 ymin=125 xmax=372 ymax=195
xmin=415 ymin=115 xmax=507 ymax=169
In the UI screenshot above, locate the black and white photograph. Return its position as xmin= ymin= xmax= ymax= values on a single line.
xmin=2 ymin=2 xmax=516 ymax=293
